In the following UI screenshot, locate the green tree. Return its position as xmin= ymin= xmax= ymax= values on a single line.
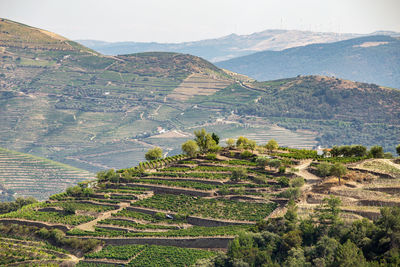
xmin=144 ymin=147 xmax=163 ymax=161
xmin=236 ymin=136 xmax=249 ymax=149
xmin=226 ymin=138 xmax=235 ymax=149
xmin=245 ymin=139 xmax=257 ymax=152
xmin=283 ymin=248 xmax=306 ymax=267
xmin=255 ymin=156 xmax=269 ymax=169
xmin=396 ymin=144 xmax=400 ymax=156
xmin=267 ymin=159 xmax=282 ymax=170
xmin=330 ymin=163 xmax=347 ymax=185
xmin=370 ymin=145 xmax=384 ymax=158
xmin=231 ymin=168 xmax=248 ymax=182
xmin=265 ymin=139 xmax=279 ymax=152
xmin=211 ymin=133 xmax=220 ymax=145
xmin=334 ymin=240 xmax=367 ymax=267
xmin=181 ymin=140 xmax=199 ymax=157
xmin=316 ymin=162 xmax=332 ymax=177
xmin=317 ymin=196 xmax=341 ymax=226
xmin=194 ymin=129 xmax=216 ymax=154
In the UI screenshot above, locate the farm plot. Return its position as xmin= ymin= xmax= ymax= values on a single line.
xmin=132 ymin=194 xmax=277 ymax=221
xmin=354 ymin=159 xmax=400 ymax=177
xmin=68 ymin=224 xmax=251 ymax=238
xmin=0 ymin=203 xmax=95 ymax=225
xmin=0 ymin=147 xmax=94 ymax=200
xmin=80 ymin=244 xmax=216 ymax=267
xmin=0 ymin=237 xmax=70 ymax=265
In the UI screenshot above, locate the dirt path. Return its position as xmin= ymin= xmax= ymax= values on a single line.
xmin=295 ymin=160 xmax=321 ymax=202
xmin=74 ymin=202 xmax=130 ymax=232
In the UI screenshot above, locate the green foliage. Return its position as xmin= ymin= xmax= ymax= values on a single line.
xmin=132 ymin=194 xmax=277 ymax=221
xmin=181 ymin=140 xmax=200 ymax=157
xmin=396 ymin=144 xmax=400 ymax=156
xmin=317 ymin=162 xmax=332 ymax=177
xmin=231 ymin=168 xmax=248 ymax=182
xmin=211 ymin=132 xmax=220 ymax=145
xmin=206 ymin=153 xmax=217 ymax=160
xmin=334 ymin=240 xmax=367 ymax=267
xmin=144 ymin=147 xmax=163 ymax=161
xmin=226 ymin=138 xmax=235 ymax=148
xmin=290 ymin=177 xmax=305 ymax=188
xmin=240 ymin=150 xmax=254 ymax=159
xmin=267 ymin=159 xmax=282 ymax=170
xmin=330 ymin=163 xmax=347 ymax=185
xmin=0 ymin=197 xmax=37 ymax=214
xmin=370 ymin=145 xmax=385 ymax=158
xmin=255 ymin=156 xmax=269 ymax=169
xmin=265 ymin=139 xmax=279 ymax=152
xmin=194 ymin=129 xmax=217 ymax=154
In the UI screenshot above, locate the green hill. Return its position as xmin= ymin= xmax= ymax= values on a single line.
xmin=0 ymin=147 xmax=94 ymax=200
xmin=0 ymin=18 xmax=399 ymax=183
xmin=216 ymin=35 xmax=400 ymax=89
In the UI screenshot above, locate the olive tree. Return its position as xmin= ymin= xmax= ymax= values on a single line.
xmin=182 ymin=140 xmax=199 ymax=157
xmin=330 ymin=163 xmax=347 ymax=185
xmin=145 ymin=147 xmax=163 ymax=161
xmin=265 ymin=139 xmax=279 ymax=152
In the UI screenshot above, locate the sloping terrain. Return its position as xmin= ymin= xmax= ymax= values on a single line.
xmin=0 ymin=150 xmax=292 ymax=265
xmin=0 ymin=148 xmax=94 ymax=200
xmin=1 ymin=18 xmax=399 ymax=200
xmin=217 ymin=35 xmax=400 ymax=89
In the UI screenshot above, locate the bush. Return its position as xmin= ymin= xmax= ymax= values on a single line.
xmin=279 ymin=166 xmax=286 ymax=174
xmin=279 ymin=187 xmax=301 ymax=200
xmin=290 ymin=177 xmax=305 ymax=188
xmin=317 ymin=162 xmax=332 ymax=177
xmin=206 ymin=153 xmax=217 ymax=160
xmin=240 ymin=150 xmax=253 ymax=159
xmin=231 ymin=168 xmax=248 ymax=182
xmin=278 ymin=177 xmax=290 ymax=187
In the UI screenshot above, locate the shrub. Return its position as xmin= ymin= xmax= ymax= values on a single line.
xmin=231 ymin=168 xmax=248 ymax=182
xmin=240 ymin=150 xmax=253 ymax=159
xmin=290 ymin=177 xmax=305 ymax=188
xmin=278 ymin=177 xmax=290 ymax=187
xmin=279 ymin=166 xmax=286 ymax=174
xmin=369 ymin=146 xmax=384 ymax=158
xmin=279 ymin=187 xmax=301 ymax=200
xmin=317 ymin=162 xmax=332 ymax=177
xmin=206 ymin=153 xmax=217 ymax=160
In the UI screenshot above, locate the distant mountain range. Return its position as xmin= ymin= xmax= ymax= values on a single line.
xmin=77 ymin=29 xmax=400 ymax=62
xmin=217 ymin=35 xmax=400 ymax=89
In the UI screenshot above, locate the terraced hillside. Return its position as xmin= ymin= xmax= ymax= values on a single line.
xmin=0 ymin=147 xmax=94 ymax=200
xmin=0 ymin=146 xmax=300 ymax=265
xmin=269 ymin=148 xmax=400 ymax=222
xmin=0 ymin=140 xmax=399 ymax=265
xmin=1 ymin=17 xmax=399 ymax=197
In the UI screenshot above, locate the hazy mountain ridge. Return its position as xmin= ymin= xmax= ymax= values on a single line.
xmin=217 ymin=35 xmax=400 ymax=89
xmin=77 ymin=29 xmax=372 ymax=62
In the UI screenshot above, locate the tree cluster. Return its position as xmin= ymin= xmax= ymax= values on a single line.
xmin=212 ymin=197 xmax=400 ymax=266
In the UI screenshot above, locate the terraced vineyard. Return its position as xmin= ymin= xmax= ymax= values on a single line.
xmin=0 ymin=146 xmax=296 ymax=265
xmin=0 ymin=147 xmax=94 ymax=200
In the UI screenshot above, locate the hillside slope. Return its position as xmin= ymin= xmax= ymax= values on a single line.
xmin=0 ymin=147 xmax=94 ymax=200
xmin=217 ymin=35 xmax=400 ymax=89
xmin=0 ymin=18 xmax=399 ymax=181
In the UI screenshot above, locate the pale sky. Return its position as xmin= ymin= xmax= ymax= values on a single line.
xmin=0 ymin=0 xmax=399 ymax=43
